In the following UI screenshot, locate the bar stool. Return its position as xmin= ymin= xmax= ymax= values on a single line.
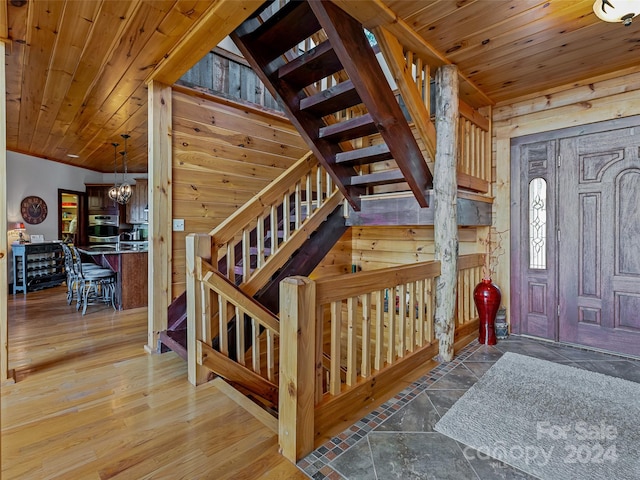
xmin=70 ymin=245 xmax=116 ymax=315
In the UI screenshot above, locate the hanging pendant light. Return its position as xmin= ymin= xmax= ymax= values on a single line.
xmin=593 ymin=0 xmax=640 ymax=26
xmin=117 ymin=134 xmax=132 ymax=204
xmin=108 ymin=142 xmax=120 ymax=201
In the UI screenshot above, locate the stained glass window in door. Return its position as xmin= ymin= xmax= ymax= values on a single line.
xmin=529 ymin=177 xmax=547 ymax=269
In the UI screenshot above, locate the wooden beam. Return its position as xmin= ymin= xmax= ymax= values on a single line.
xmin=433 ymin=65 xmax=459 ymax=363
xmin=345 ymin=191 xmax=492 ymax=227
xmin=198 ymin=340 xmax=278 ymax=406
xmin=279 ymin=276 xmax=316 ymax=463
xmin=148 ymin=0 xmax=263 ymax=86
xmin=0 ymin=40 xmax=13 ymax=385
xmin=0 ymin=0 xmax=7 ymax=40
xmin=146 ymin=81 xmax=172 ymax=354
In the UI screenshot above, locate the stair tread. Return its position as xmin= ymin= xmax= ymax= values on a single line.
xmin=346 ymin=169 xmax=406 ymax=187
xmin=319 ymin=113 xmax=378 ymax=143
xmin=248 ymin=1 xmax=321 ymax=63
xmin=335 ymin=143 xmax=392 ymax=166
xmin=300 ymin=79 xmax=362 ymax=117
xmin=278 ymin=40 xmax=343 ymax=89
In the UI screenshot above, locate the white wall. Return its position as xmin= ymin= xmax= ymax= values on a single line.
xmin=7 ymin=151 xmax=103 ymax=241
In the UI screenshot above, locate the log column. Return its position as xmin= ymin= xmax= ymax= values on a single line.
xmin=434 ymin=65 xmax=459 ymax=362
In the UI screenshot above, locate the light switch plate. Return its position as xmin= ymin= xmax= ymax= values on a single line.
xmin=172 ymin=219 xmax=185 ymax=231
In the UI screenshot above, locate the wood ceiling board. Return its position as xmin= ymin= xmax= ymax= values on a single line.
xmin=149 ymin=0 xmax=264 ymax=86
xmin=446 ymin=1 xmax=592 ymax=66
xmin=410 ymin=1 xmax=538 ymax=48
xmin=29 ymin=2 xmax=102 ymax=155
xmin=47 ymin=1 xmax=183 ymax=170
xmin=16 ymin=0 xmax=64 ymax=150
xmin=43 ymin=1 xmax=141 ymax=158
xmin=475 ymin=24 xmax=638 ymax=101
xmin=5 ymin=1 xmax=29 ymax=148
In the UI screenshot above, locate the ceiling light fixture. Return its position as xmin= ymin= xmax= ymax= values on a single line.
xmin=593 ymin=0 xmax=640 ymax=26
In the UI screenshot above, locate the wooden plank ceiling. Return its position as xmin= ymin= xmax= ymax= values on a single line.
xmin=5 ymin=0 xmax=640 ymax=173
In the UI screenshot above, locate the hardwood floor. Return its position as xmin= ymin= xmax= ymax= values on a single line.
xmin=1 ymin=286 xmax=305 ymax=479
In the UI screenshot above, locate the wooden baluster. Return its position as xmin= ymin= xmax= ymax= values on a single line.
xmin=267 ymin=329 xmax=275 ymax=382
xmin=257 ymin=214 xmax=265 ymax=268
xmin=346 ymin=296 xmax=357 ymax=386
xmin=305 ymin=173 xmax=313 ymax=220
xmin=408 ymin=282 xmax=416 ymax=352
xmin=219 ymin=296 xmax=228 ymax=356
xmin=294 ymin=181 xmax=302 ymax=230
xmin=361 ymin=293 xmax=371 ymax=378
xmin=236 ymin=306 xmax=245 ymax=366
xmin=282 ymin=191 xmax=290 ymax=242
xmin=374 ymin=289 xmax=385 ymax=371
xmin=417 ymin=279 xmax=425 ymax=347
xmin=424 ymin=64 xmax=430 ymax=112
xmin=397 ymin=283 xmax=407 ymax=358
xmin=226 ymin=242 xmax=235 ymax=284
xmin=387 ymin=288 xmax=396 ymax=365
xmin=330 ymin=300 xmax=342 ymax=395
xmin=425 ymin=278 xmax=434 ymax=343
xmin=242 ymin=228 xmax=250 ymax=283
xmin=270 ymin=204 xmax=278 ymax=254
xmin=252 ymin=317 xmax=261 ymax=375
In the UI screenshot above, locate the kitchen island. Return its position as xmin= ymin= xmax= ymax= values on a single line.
xmin=77 ymin=243 xmax=148 ymax=310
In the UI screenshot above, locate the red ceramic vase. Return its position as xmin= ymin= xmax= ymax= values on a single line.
xmin=473 ymin=279 xmax=501 ymax=345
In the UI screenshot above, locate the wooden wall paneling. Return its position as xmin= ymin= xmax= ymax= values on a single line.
xmin=147 ymin=80 xmax=173 ymax=354
xmin=310 ymin=228 xmax=353 ymax=279
xmin=5 ymin=0 xmax=28 ymax=147
xmin=171 ymin=89 xmax=305 ymax=298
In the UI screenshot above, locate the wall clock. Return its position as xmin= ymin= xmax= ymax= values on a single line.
xmin=21 ymin=195 xmax=48 ymax=224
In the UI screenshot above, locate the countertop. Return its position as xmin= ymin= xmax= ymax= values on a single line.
xmin=77 ymin=244 xmax=148 ymax=255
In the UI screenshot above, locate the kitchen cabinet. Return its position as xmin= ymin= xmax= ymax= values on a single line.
xmin=126 ymin=179 xmax=148 ymax=224
xmin=13 ymin=242 xmax=66 ymax=294
xmin=86 ymin=184 xmax=119 ymax=214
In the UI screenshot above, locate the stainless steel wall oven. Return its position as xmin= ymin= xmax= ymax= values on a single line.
xmin=87 ymin=215 xmax=119 ymax=244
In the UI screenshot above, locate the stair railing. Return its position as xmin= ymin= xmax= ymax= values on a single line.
xmin=278 ymin=253 xmax=484 ymax=462
xmin=210 ymin=151 xmax=343 ymax=297
xmin=374 ymin=27 xmax=492 ymax=194
xmin=186 ymin=150 xmax=343 ymax=386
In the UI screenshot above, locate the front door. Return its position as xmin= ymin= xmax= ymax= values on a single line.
xmin=557 ymin=127 xmax=640 ymax=357
xmin=512 ymin=118 xmax=640 ymax=357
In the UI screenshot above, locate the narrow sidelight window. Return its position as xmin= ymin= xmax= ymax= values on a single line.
xmin=529 ymin=177 xmax=547 ymax=269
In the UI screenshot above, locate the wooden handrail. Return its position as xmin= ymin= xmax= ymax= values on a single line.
xmin=315 ymin=260 xmax=440 ymax=304
xmin=210 ymin=151 xmax=318 ymax=245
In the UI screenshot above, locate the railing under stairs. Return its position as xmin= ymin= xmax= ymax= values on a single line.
xmin=187 ymin=224 xmax=484 ymax=461
xmin=186 ymin=150 xmax=343 ymax=391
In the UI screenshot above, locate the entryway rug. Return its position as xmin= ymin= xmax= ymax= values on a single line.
xmin=434 ymin=352 xmax=640 ymax=480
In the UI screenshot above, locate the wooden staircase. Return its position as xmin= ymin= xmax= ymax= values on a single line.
xmin=230 ymin=0 xmax=433 ymax=211
xmin=159 ymin=197 xmax=347 ymax=361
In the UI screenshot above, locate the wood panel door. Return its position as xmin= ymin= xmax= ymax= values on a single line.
xmin=557 ymin=127 xmax=640 ymax=357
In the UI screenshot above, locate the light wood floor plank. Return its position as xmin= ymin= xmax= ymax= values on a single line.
xmin=1 ymin=286 xmax=305 ymax=479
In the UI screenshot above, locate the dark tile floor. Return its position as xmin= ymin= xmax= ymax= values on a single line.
xmin=297 ymin=336 xmax=640 ymax=479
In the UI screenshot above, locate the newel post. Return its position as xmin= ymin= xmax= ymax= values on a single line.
xmin=186 ymin=233 xmax=213 ymax=386
xmin=279 ymin=276 xmax=316 ymax=463
xmin=434 ymin=65 xmax=460 ymax=362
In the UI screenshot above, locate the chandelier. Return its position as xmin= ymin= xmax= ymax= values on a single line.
xmin=107 ymin=134 xmax=132 ymax=204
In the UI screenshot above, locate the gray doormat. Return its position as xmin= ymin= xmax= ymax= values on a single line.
xmin=434 ymin=352 xmax=640 ymax=479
